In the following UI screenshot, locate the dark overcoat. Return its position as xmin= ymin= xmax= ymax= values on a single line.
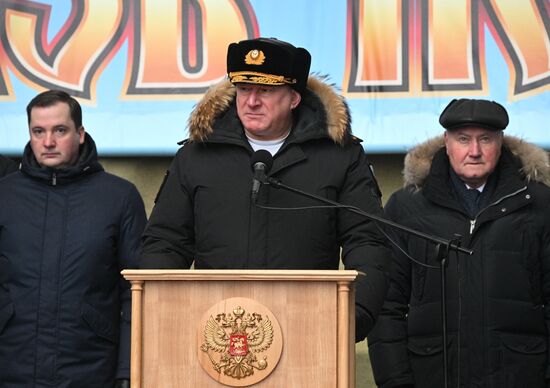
xmin=0 ymin=134 xmax=147 ymax=387
xmin=368 ymin=136 xmax=550 ymax=388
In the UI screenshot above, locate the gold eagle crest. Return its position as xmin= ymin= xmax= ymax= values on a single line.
xmin=200 ymin=305 xmax=274 ymax=379
xmin=244 ymin=49 xmax=265 ymax=65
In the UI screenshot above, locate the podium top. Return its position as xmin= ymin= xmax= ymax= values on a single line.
xmin=122 ymin=269 xmax=360 ymax=282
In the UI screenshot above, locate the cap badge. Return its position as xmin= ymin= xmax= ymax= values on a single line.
xmin=245 ymin=49 xmax=265 ymax=65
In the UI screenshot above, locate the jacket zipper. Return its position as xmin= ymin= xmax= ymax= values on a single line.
xmin=468 ymin=186 xmax=527 ymax=235
xmin=51 ymin=172 xmax=57 ymax=186
xmin=469 ymin=219 xmax=476 ymax=234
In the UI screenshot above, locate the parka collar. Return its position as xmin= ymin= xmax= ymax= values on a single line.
xmin=402 ymin=135 xmax=550 ymax=189
xmin=21 ymin=132 xmax=103 ymax=186
xmin=187 ymin=76 xmax=353 ymax=145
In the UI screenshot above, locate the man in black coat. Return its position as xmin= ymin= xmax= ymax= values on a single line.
xmin=368 ymin=99 xmax=550 ymax=388
xmin=0 ymin=154 xmax=17 ymax=177
xmin=140 ymin=37 xmax=392 ymax=342
xmin=0 ymin=90 xmax=146 ymax=388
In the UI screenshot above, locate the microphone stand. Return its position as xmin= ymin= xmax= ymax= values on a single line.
xmin=262 ymin=176 xmax=472 ymax=388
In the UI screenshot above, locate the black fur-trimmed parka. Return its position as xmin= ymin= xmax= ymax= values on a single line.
xmin=140 ymin=77 xmax=392 ymax=341
xmin=368 ymin=135 xmax=550 ymax=388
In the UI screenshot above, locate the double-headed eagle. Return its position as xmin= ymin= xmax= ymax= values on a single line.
xmin=201 ymin=305 xmax=274 ymax=379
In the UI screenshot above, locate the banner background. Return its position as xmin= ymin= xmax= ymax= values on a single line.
xmin=1 ymin=0 xmax=548 ymax=155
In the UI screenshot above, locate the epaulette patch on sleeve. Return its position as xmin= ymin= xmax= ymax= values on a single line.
xmin=154 ymin=170 xmax=170 ymax=204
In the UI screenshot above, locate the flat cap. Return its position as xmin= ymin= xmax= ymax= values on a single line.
xmin=439 ymin=98 xmax=509 ymax=131
xmin=227 ymin=37 xmax=311 ymax=93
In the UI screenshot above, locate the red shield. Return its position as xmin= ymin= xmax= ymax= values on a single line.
xmin=229 ymin=334 xmax=248 ymax=356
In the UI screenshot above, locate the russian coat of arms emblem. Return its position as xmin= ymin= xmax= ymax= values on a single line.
xmin=197 ymin=298 xmax=283 ymax=386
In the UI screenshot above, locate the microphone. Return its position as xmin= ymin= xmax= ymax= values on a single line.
xmin=250 ymin=150 xmax=273 ymax=203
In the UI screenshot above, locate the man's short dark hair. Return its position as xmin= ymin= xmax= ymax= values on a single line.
xmin=26 ymin=90 xmax=82 ymax=128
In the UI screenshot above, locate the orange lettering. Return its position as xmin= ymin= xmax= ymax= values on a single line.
xmin=0 ymin=0 xmax=130 ymax=101
xmin=123 ymin=0 xmax=258 ymax=99
xmin=345 ymin=0 xmax=550 ymax=99
xmin=485 ymin=0 xmax=550 ymax=99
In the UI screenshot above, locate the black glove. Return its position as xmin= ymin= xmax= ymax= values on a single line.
xmin=114 ymin=379 xmax=130 ymax=388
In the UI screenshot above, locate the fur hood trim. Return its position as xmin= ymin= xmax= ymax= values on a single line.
xmin=187 ymin=76 xmax=350 ymax=144
xmin=403 ymin=135 xmax=550 ymax=188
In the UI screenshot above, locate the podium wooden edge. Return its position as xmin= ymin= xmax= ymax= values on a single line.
xmin=129 ymin=280 xmax=144 ymax=388
xmin=122 ymin=269 xmax=360 ymax=281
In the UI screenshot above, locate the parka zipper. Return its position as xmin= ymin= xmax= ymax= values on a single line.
xmin=469 ymin=219 xmax=476 ymax=234
xmin=468 ymin=186 xmax=527 ymax=235
xmin=51 ymin=172 xmax=57 ymax=186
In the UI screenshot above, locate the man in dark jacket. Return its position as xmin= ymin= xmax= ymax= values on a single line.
xmin=140 ymin=37 xmax=392 ymax=341
xmin=0 ymin=154 xmax=17 ymax=177
xmin=368 ymin=99 xmax=550 ymax=388
xmin=0 ymin=90 xmax=147 ymax=388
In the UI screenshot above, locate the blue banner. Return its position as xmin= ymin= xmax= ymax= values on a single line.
xmin=1 ymin=0 xmax=548 ymax=155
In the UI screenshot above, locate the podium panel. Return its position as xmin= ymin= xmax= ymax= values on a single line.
xmin=122 ymin=270 xmax=357 ymax=388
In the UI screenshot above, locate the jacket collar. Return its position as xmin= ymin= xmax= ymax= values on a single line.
xmin=402 ymin=135 xmax=550 ymax=189
xmin=21 ymin=132 xmax=103 ymax=185
xmin=186 ymin=76 xmax=353 ymax=145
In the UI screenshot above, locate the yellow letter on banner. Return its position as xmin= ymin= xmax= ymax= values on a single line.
xmin=344 ymin=0 xmax=550 ymax=99
xmin=343 ymin=0 xmax=408 ymax=96
xmin=427 ymin=0 xmax=479 ymax=90
xmin=123 ymin=0 xmax=258 ymax=99
xmin=0 ymin=0 xmax=129 ymax=101
xmin=487 ymin=0 xmax=550 ymax=99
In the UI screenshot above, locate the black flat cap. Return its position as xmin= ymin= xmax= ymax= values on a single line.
xmin=439 ymin=98 xmax=509 ymax=131
xmin=227 ymin=37 xmax=311 ymax=93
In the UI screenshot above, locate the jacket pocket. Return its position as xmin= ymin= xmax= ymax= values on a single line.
xmin=407 ymin=335 xmax=455 ymax=388
xmin=0 ymin=301 xmax=14 ymax=335
xmin=81 ymin=302 xmax=118 ymax=344
xmin=494 ymin=333 xmax=546 ymax=388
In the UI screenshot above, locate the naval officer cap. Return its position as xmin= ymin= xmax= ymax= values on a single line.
xmin=227 ymin=37 xmax=311 ymax=94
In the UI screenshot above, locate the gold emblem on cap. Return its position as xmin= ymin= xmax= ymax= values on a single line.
xmin=244 ymin=49 xmax=265 ymax=65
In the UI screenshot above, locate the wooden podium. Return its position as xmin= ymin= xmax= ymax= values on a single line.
xmin=122 ymin=269 xmax=358 ymax=388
